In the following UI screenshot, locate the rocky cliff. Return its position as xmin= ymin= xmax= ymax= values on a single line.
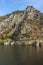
xmin=0 ymin=6 xmax=43 ymax=41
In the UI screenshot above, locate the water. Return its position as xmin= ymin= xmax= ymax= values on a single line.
xmin=0 ymin=46 xmax=43 ymax=65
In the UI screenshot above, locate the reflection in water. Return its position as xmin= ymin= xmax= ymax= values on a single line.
xmin=0 ymin=46 xmax=43 ymax=65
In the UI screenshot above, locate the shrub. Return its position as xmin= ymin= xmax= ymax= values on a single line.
xmin=26 ymin=31 xmax=31 ymax=38
xmin=7 ymin=34 xmax=13 ymax=38
xmin=32 ymin=41 xmax=37 ymax=47
xmin=3 ymin=28 xmax=12 ymax=34
xmin=0 ymin=34 xmax=7 ymax=39
xmin=0 ymin=39 xmax=4 ymax=45
xmin=21 ymin=42 xmax=25 ymax=46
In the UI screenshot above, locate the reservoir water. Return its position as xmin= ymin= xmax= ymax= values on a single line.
xmin=0 ymin=46 xmax=43 ymax=65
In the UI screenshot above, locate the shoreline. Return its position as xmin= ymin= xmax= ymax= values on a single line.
xmin=0 ymin=39 xmax=43 ymax=47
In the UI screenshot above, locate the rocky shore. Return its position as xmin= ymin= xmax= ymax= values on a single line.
xmin=0 ymin=39 xmax=42 ymax=47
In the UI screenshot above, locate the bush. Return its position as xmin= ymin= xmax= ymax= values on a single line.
xmin=21 ymin=42 xmax=25 ymax=46
xmin=0 ymin=39 xmax=4 ymax=45
xmin=0 ymin=34 xmax=7 ymax=39
xmin=26 ymin=31 xmax=31 ymax=38
xmin=3 ymin=28 xmax=12 ymax=34
xmin=32 ymin=41 xmax=37 ymax=47
xmin=7 ymin=34 xmax=13 ymax=38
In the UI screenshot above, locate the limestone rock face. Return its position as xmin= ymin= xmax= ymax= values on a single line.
xmin=25 ymin=6 xmax=42 ymax=21
xmin=0 ymin=6 xmax=43 ymax=40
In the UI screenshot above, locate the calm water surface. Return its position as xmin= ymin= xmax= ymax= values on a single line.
xmin=0 ymin=46 xmax=43 ymax=65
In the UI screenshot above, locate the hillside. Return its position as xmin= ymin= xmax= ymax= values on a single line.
xmin=0 ymin=6 xmax=43 ymax=45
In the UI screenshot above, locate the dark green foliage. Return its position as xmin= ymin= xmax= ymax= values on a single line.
xmin=25 ymin=31 xmax=32 ymax=38
xmin=8 ymin=34 xmax=13 ymax=39
xmin=21 ymin=42 xmax=25 ymax=46
xmin=32 ymin=41 xmax=37 ymax=47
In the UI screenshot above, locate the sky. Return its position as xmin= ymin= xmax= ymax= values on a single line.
xmin=0 ymin=0 xmax=43 ymax=16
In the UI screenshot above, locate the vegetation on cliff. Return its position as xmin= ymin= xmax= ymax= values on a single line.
xmin=0 ymin=6 xmax=43 ymax=45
